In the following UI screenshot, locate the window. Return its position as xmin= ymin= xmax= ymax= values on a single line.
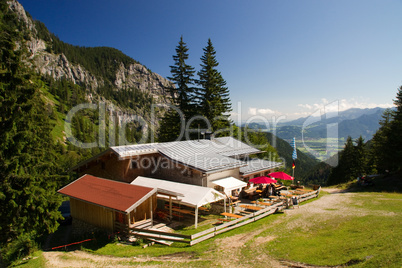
xmin=130 ymin=159 xmax=138 ymax=169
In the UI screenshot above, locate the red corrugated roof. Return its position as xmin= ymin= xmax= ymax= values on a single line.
xmin=58 ymin=174 xmax=156 ymax=213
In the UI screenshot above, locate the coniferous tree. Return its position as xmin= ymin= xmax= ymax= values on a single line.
xmin=0 ymin=4 xmax=63 ymax=263
xmin=327 ymin=136 xmax=356 ymax=184
xmin=167 ymin=36 xmax=196 ymax=119
xmin=196 ymin=39 xmax=232 ymax=132
xmin=369 ymin=86 xmax=402 ymax=173
xmin=354 ymin=136 xmax=367 ymax=177
xmin=370 ymin=109 xmax=394 ymax=172
xmin=159 ymin=36 xmax=195 ymax=141
xmin=389 ymin=86 xmax=402 ymax=171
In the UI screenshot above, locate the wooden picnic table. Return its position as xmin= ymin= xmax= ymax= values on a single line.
xmin=171 ymin=207 xmax=195 ymax=216
xmin=240 ymin=204 xmax=263 ymax=211
xmin=251 ymin=201 xmax=272 ymax=206
xmin=221 ymin=212 xmax=243 ymax=219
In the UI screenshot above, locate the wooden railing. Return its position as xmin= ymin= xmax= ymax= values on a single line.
xmin=189 ymin=202 xmax=285 ymax=245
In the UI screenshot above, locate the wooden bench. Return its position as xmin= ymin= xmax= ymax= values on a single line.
xmin=221 ymin=212 xmax=243 ymax=219
xmin=231 ymin=200 xmax=241 ymax=206
xmin=171 ymin=213 xmax=184 ymax=219
xmin=171 ymin=208 xmax=195 ymax=216
xmin=251 ymin=201 xmax=272 ymax=206
xmin=240 ymin=204 xmax=263 ymax=211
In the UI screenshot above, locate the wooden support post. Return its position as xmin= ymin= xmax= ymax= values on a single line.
xmin=195 ymin=207 xmax=199 ymax=229
xmin=169 ymin=196 xmax=172 ymax=218
xmin=150 ymin=197 xmax=153 ymax=227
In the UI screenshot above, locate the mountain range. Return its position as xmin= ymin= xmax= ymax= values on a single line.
xmin=245 ymin=107 xmax=388 ymax=142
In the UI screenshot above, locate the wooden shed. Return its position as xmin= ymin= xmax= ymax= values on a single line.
xmin=58 ymin=174 xmax=157 ymax=232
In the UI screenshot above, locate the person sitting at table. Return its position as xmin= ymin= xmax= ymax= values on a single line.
xmin=292 ymin=196 xmax=299 ymax=208
xmin=269 ymin=184 xmax=274 ymax=196
xmin=233 ymin=189 xmax=239 ymax=197
xmin=262 ymin=185 xmax=268 ymax=197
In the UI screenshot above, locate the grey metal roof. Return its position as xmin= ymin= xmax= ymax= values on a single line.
xmin=109 ymin=137 xmax=263 ymax=173
xmin=111 ymin=143 xmax=159 ymax=157
xmin=240 ymin=158 xmax=283 ymax=175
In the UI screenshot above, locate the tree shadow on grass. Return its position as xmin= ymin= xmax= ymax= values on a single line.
xmin=346 ymin=174 xmax=402 ymax=194
xmin=42 ymin=225 xmax=112 ymax=252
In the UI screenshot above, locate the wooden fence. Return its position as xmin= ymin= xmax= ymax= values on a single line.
xmin=189 ymin=202 xmax=285 ymax=245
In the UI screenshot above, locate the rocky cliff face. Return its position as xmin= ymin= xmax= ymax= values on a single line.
xmin=8 ymin=0 xmax=174 ymax=103
xmin=114 ymin=62 xmax=173 ymax=103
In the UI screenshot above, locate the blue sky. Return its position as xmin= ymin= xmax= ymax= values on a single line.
xmin=19 ymin=0 xmax=402 ymax=122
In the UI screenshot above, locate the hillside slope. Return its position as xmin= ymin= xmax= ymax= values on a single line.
xmin=265 ymin=132 xmax=319 ymax=181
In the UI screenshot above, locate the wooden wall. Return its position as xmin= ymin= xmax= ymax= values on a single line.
xmin=70 ymin=194 xmax=157 ymax=232
xmin=70 ymin=198 xmax=114 ymax=232
xmin=77 ymin=153 xmax=161 ymax=183
xmin=154 ymin=157 xmax=204 ymax=186
xmin=129 ymin=194 xmax=157 ymax=224
xmin=77 ymin=153 xmax=129 ymax=182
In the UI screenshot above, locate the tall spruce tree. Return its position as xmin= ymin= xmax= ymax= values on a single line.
xmin=389 ymin=86 xmax=402 ymax=171
xmin=159 ymin=36 xmax=195 ymax=141
xmin=354 ymin=136 xmax=367 ymax=176
xmin=327 ymin=136 xmax=357 ymax=185
xmin=0 ymin=3 xmax=63 ymax=263
xmin=370 ymin=86 xmax=402 ymax=173
xmin=370 ymin=109 xmax=394 ymax=172
xmin=167 ymin=36 xmax=196 ymax=118
xmin=196 ymin=39 xmax=232 ymax=132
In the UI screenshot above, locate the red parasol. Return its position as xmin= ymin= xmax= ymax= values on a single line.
xmin=268 ymin=171 xmax=294 ymax=180
xmin=249 ymin=176 xmax=277 ymax=184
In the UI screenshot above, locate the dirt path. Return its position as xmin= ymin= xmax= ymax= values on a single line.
xmin=42 ymin=189 xmax=353 ymax=267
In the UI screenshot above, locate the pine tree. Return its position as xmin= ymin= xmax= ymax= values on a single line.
xmin=354 ymin=136 xmax=367 ymax=177
xmin=159 ymin=36 xmax=195 ymax=142
xmin=167 ymin=36 xmax=196 ymax=119
xmin=196 ymin=39 xmax=232 ymax=132
xmin=327 ymin=136 xmax=356 ymax=184
xmin=370 ymin=109 xmax=394 ymax=172
xmin=0 ymin=4 xmax=63 ymax=262
xmin=370 ymin=86 xmax=402 ymax=173
xmin=389 ymin=86 xmax=402 ymax=171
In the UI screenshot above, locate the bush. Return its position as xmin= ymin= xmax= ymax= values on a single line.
xmin=0 ymin=234 xmax=36 ymax=265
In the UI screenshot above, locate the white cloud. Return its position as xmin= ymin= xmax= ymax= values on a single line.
xmin=258 ymin=108 xmax=276 ymax=114
xmin=248 ymin=107 xmax=257 ymax=115
xmin=298 ymin=104 xmax=312 ymax=110
xmin=248 ymin=107 xmax=277 ymax=115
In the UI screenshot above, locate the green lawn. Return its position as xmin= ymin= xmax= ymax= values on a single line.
xmin=259 ymin=192 xmax=402 ymax=267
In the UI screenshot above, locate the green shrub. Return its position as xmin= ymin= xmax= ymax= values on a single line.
xmin=0 ymin=234 xmax=36 ymax=265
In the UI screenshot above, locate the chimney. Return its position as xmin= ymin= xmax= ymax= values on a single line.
xmin=205 ymin=131 xmax=214 ymax=140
